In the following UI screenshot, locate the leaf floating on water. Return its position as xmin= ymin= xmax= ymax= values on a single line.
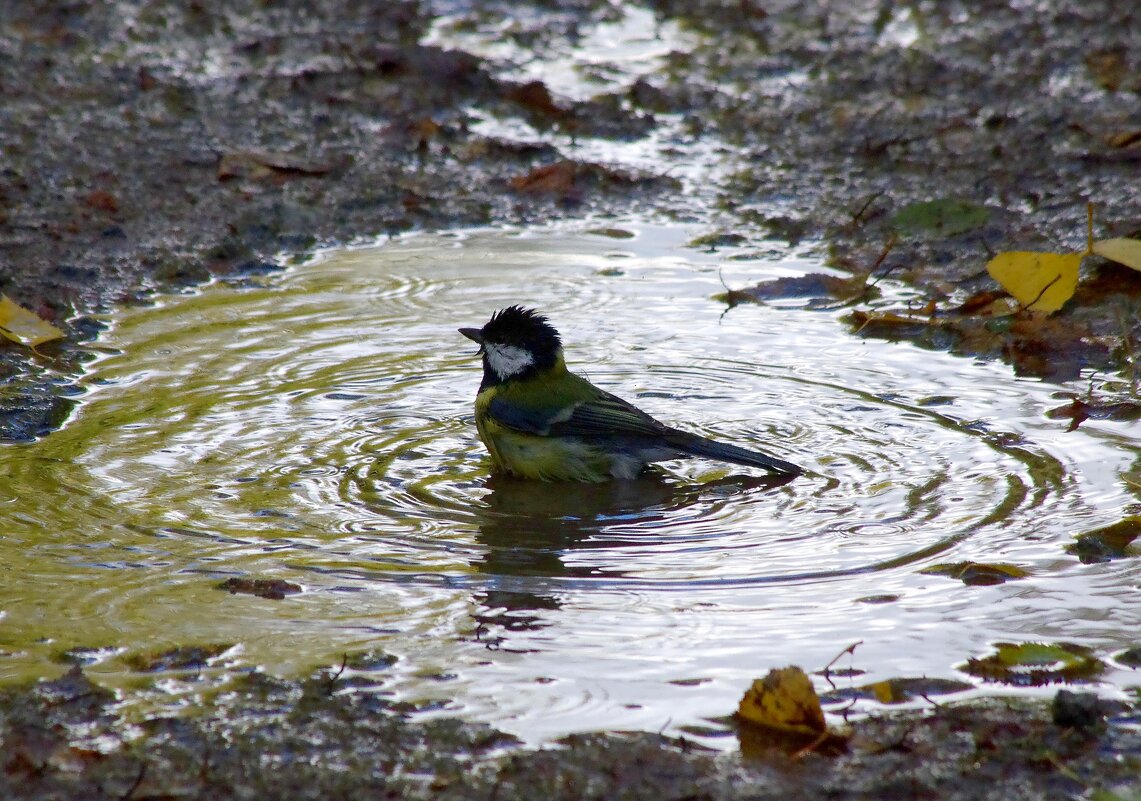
xmin=1091 ymin=237 xmax=1141 ymax=272
xmin=1066 ymin=516 xmax=1141 ymax=563
xmin=0 ymin=295 xmax=65 ymax=348
xmin=687 ymin=231 xmax=748 ymax=250
xmin=871 ymin=677 xmax=973 ymax=704
xmin=891 ymin=199 xmax=990 ymax=237
xmin=217 ymin=577 xmax=303 ymax=600
xmin=985 ymin=251 xmax=1082 ymax=313
xmin=819 ymin=676 xmax=973 ymax=705
xmin=125 ymin=643 xmax=235 ymax=672
xmin=583 ymin=227 xmax=636 ymax=239
xmin=1045 ymin=396 xmax=1141 ymax=431
xmin=1115 ymin=646 xmax=1141 ymax=669
xmin=343 ymin=650 xmax=399 ymax=671
xmin=961 ymin=642 xmax=1105 ymax=686
xmin=717 ymin=273 xmax=870 ymax=306
xmin=736 ymin=666 xmax=826 ymax=736
xmin=920 ymin=561 xmax=1029 ymax=586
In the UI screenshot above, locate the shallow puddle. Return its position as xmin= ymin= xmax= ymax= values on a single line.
xmin=1 ymin=223 xmax=1137 ymax=744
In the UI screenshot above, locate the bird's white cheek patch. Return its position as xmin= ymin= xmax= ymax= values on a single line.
xmin=484 ymin=343 xmax=535 ymax=379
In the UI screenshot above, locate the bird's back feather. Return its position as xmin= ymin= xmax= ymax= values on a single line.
xmin=475 ymin=366 xmax=801 ymax=479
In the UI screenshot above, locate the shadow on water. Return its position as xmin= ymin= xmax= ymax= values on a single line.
xmin=471 ymin=471 xmax=796 ymax=630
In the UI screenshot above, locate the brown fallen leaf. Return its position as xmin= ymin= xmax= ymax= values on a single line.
xmin=1045 ymin=395 xmax=1141 ymax=431
xmin=218 ymin=150 xmax=337 ymax=181
xmin=217 ymin=577 xmax=302 ymax=600
xmin=948 ymin=290 xmax=1020 ymax=317
xmin=1106 ymin=129 xmax=1141 ymax=149
xmin=505 ymin=80 xmax=565 ymax=119
xmin=1084 ymin=49 xmax=1130 ymax=92
xmin=510 ymin=161 xmax=580 ymax=195
xmin=83 ymin=189 xmax=119 ymax=214
xmin=849 ymin=308 xmax=935 ymax=333
xmin=718 ymin=273 xmax=869 ymax=306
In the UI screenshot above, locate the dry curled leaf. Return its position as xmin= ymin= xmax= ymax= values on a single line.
xmin=737 ymin=666 xmax=826 ymax=736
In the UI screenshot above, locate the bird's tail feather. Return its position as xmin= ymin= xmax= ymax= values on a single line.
xmin=668 ymin=432 xmax=802 ymax=475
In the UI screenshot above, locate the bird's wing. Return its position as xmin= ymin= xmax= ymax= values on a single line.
xmin=487 ymin=390 xmax=668 ymax=439
xmin=484 ymin=396 xmax=559 ymax=434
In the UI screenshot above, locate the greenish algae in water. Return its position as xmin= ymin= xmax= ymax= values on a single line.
xmin=1 ymin=224 xmax=1138 ymax=746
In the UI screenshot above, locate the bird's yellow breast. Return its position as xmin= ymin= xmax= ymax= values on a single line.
xmin=473 ymin=386 xmax=633 ymax=481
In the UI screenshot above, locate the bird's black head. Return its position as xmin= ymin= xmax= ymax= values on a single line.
xmin=459 ymin=305 xmax=563 ymax=386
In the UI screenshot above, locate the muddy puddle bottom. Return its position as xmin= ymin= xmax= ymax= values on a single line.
xmin=1 ymin=224 xmax=1137 ymax=745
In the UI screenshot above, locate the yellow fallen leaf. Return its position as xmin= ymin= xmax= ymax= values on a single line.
xmin=985 ymin=251 xmax=1082 ymax=313
xmin=736 ymin=665 xmax=825 ymax=735
xmin=0 ymin=295 xmax=65 ymax=348
xmin=1092 ymin=237 xmax=1141 ymax=272
xmin=870 ymin=680 xmax=896 ymax=704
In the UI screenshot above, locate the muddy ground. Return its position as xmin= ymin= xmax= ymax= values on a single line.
xmin=1 ymin=0 xmax=1139 ymax=798
xmin=2 ymin=667 xmax=1140 ymax=801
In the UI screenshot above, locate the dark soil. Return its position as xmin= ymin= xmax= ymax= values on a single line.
xmin=1 ymin=0 xmax=1139 ymax=797
xmin=2 ymin=668 xmax=1138 ymax=801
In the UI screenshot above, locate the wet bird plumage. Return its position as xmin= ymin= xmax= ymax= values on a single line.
xmin=459 ymin=306 xmax=801 ymax=482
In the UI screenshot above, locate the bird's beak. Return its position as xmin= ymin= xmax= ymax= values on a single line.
xmin=458 ymin=327 xmax=483 ymax=346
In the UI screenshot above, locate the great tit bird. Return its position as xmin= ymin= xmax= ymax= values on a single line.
xmin=459 ymin=306 xmax=802 ymax=482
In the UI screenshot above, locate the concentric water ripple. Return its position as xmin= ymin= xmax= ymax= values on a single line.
xmin=1 ymin=224 xmax=1137 ymax=744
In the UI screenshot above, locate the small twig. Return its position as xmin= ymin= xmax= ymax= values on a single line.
xmin=791 ymin=729 xmax=832 ymax=759
xmin=1085 ymin=201 xmax=1095 ymax=255
xmin=834 ymin=696 xmax=859 ymax=723
xmin=717 ymin=267 xmax=744 ymax=312
xmin=849 ymin=192 xmax=884 ymax=227
xmin=822 ymin=640 xmax=863 ymax=678
xmin=325 ymin=653 xmax=349 ymax=688
xmin=866 ymin=235 xmax=899 ymax=288
xmin=1085 ymin=369 xmax=1102 ymax=401
xmin=120 ymin=762 xmax=146 ymax=801
xmin=821 ymin=643 xmax=862 ymax=693
xmin=918 ymin=691 xmax=943 ymax=710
